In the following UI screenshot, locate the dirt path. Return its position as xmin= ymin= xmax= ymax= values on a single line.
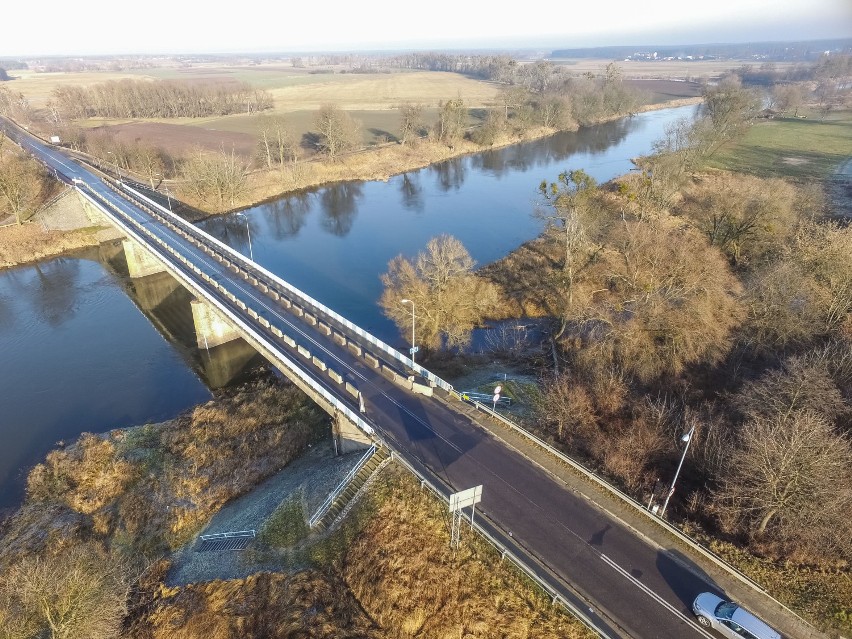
xmin=166 ymin=441 xmax=363 ymax=586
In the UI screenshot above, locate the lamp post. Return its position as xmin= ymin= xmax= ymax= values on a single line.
xmin=235 ymin=212 xmax=253 ymax=261
xmin=155 ymin=174 xmax=173 ymax=214
xmin=400 ymin=299 xmax=416 ymax=369
xmin=660 ymin=424 xmax=695 ymax=518
xmin=106 ymin=151 xmax=122 ymax=184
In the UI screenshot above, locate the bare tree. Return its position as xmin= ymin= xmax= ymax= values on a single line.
xmin=698 ymin=75 xmax=761 ymax=154
xmin=314 ymin=104 xmax=361 ymax=160
xmin=0 ymin=154 xmax=47 ymax=224
xmin=715 ymin=410 xmax=852 ymax=558
xmin=181 ymin=148 xmax=248 ymax=210
xmin=536 ymin=169 xmax=601 ymax=337
xmin=772 ymin=83 xmax=805 ymax=116
xmin=678 ymin=174 xmax=798 ymax=267
xmin=0 ymin=542 xmax=132 ymax=639
xmin=398 ymin=102 xmax=424 ymax=146
xmin=257 ymin=115 xmax=299 ymax=169
xmin=133 ymin=144 xmax=166 ymax=188
xmin=380 ymin=235 xmax=502 ymax=349
xmin=434 ymin=98 xmax=467 ymax=147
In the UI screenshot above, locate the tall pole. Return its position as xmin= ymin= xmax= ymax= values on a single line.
xmin=401 ymin=299 xmax=415 ymax=369
xmin=236 ymin=212 xmax=253 ymax=261
xmin=660 ymin=425 xmax=695 ymax=517
xmin=107 ymin=151 xmax=121 ymax=184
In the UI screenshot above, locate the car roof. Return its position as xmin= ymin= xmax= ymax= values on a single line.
xmin=730 ymin=607 xmax=781 ymax=639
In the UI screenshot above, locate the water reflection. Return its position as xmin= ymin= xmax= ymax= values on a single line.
xmin=0 ymin=249 xmax=211 ymax=509
xmin=320 ymin=182 xmax=363 ymax=236
xmin=471 ymin=116 xmax=640 ymax=177
xmin=400 ymin=173 xmax=424 ymax=213
xmin=262 ymin=192 xmax=312 ymax=239
xmin=431 ymin=157 xmax=466 ymax=192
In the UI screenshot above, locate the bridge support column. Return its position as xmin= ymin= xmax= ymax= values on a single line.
xmin=131 ymin=271 xmax=182 ymax=312
xmin=123 ymin=239 xmax=167 ymax=278
xmin=333 ymin=411 xmax=372 ymax=455
xmin=190 ymin=299 xmax=240 ymax=349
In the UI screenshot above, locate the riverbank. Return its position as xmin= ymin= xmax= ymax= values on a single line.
xmin=0 ymin=98 xmax=702 ymax=272
xmin=0 ymin=379 xmax=591 ymax=639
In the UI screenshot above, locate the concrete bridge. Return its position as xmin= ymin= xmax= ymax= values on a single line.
xmin=3 ymin=117 xmax=816 ymax=639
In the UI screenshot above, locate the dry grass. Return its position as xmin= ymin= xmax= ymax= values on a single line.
xmin=683 ymin=524 xmax=852 ymax=635
xmin=342 ymin=466 xmax=596 ymax=639
xmin=17 ymin=380 xmax=327 ymax=557
xmin=0 ymin=222 xmax=103 ymax=268
xmin=131 ymin=571 xmax=380 ymax=639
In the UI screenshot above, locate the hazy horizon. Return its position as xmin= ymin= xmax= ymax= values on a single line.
xmin=2 ymin=0 xmax=850 ymax=58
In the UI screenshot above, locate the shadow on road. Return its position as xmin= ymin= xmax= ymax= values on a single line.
xmin=657 ymin=547 xmax=727 ymax=613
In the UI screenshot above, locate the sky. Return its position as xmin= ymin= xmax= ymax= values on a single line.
xmin=3 ymin=0 xmax=851 ymax=57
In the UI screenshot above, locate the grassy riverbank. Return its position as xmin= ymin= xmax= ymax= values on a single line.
xmin=0 ymin=379 xmax=593 ymax=638
xmin=706 ymin=109 xmax=852 ymax=180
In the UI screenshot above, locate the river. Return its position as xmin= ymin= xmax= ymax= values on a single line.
xmin=0 ymin=104 xmax=698 ymax=509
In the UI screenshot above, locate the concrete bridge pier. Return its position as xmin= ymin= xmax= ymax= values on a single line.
xmin=190 ymin=299 xmax=241 ymax=349
xmin=123 ymin=239 xmax=168 ymax=279
xmin=333 ymin=411 xmax=373 ymax=455
xmin=200 ymin=339 xmax=263 ymax=389
xmin=131 ymin=271 xmax=183 ymax=312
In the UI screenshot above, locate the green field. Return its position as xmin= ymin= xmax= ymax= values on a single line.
xmin=707 ymin=110 xmax=852 ymax=180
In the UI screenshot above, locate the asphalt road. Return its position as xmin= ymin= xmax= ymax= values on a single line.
xmin=6 ymin=119 xmax=736 ymax=639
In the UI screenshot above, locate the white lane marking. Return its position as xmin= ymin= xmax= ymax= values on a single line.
xmin=599 ymin=554 xmax=715 ymax=639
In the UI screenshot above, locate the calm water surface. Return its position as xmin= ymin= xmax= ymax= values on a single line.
xmin=0 ymin=105 xmax=698 ymax=508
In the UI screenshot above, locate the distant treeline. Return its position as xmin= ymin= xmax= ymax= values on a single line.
xmin=52 ymin=79 xmax=273 ymax=119
xmin=551 ymin=38 xmax=852 ymax=61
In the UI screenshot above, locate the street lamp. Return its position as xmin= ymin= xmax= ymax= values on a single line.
xmin=106 ymin=151 xmax=122 ymax=184
xmin=235 ymin=212 xmax=253 ymax=261
xmin=154 ymin=174 xmax=173 ymax=214
xmin=660 ymin=424 xmax=695 ymax=518
xmin=400 ymin=299 xmax=417 ymax=369
xmin=164 ymin=184 xmax=173 ymax=214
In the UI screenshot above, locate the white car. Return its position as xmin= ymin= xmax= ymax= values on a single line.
xmin=692 ymin=593 xmax=781 ymax=639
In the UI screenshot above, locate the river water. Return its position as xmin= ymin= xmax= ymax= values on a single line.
xmin=0 ymin=105 xmax=698 ymax=509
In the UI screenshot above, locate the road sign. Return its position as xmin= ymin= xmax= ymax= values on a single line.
xmin=449 ymin=485 xmax=482 ymax=512
xmin=410 ymin=346 xmax=419 ymax=354
xmin=494 ymin=385 xmax=502 ymax=395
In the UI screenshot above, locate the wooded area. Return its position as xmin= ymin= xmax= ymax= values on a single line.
xmin=381 ymin=63 xmax=852 ymax=632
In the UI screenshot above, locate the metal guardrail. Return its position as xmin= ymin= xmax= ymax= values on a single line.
xmin=114 ymin=185 xmax=820 ymax=637
xmin=308 ymin=444 xmax=376 ymax=528
xmin=386 ymin=448 xmax=611 ymax=638
xmin=450 ymin=393 xmax=827 ymax=637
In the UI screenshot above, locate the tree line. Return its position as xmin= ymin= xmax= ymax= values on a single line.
xmin=50 ymin=79 xmax=273 ymax=120
xmin=380 ymin=78 xmax=852 ymax=574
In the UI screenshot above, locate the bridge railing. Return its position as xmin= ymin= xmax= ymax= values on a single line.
xmin=116 ymin=185 xmax=820 ymax=637
xmin=85 ymin=182 xmax=378 ymax=444
xmin=121 ymin=184 xmax=455 ymax=394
